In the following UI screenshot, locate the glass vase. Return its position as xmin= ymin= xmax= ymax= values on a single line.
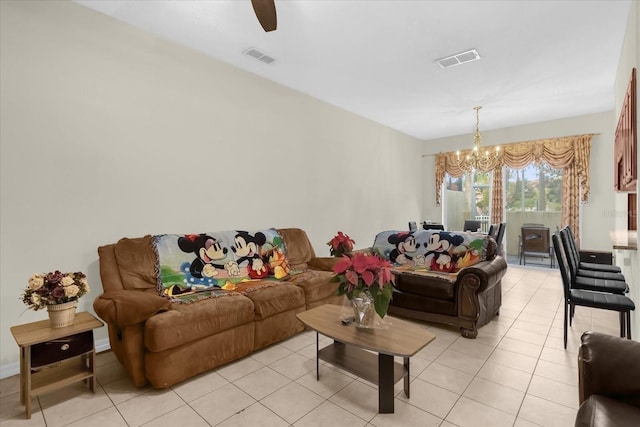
xmin=351 ymin=291 xmax=375 ymax=328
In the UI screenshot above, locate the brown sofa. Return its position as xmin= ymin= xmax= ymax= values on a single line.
xmin=388 ymin=238 xmax=506 ymax=338
xmin=94 ymin=228 xmax=342 ymax=388
xmin=575 ymin=331 xmax=640 ymax=426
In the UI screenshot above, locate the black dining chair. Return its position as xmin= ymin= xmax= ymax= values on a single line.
xmin=422 ymin=222 xmax=444 ymax=230
xmin=463 ymin=220 xmax=481 ymax=232
xmin=556 ymin=230 xmax=628 ymax=295
xmin=518 ymin=223 xmax=545 ymax=263
xmin=559 ymin=229 xmax=626 ymax=282
xmin=495 ymin=222 xmax=506 ymax=251
xmin=552 ymin=233 xmax=635 ymax=349
xmin=564 ymin=226 xmax=622 ymax=273
xmin=408 ymin=221 xmax=417 ymax=231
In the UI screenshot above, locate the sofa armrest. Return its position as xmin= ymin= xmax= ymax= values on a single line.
xmin=456 ymin=255 xmax=507 ymax=295
xmin=454 ymin=255 xmax=507 ymax=327
xmin=307 ymin=257 xmax=340 ymax=271
xmin=308 ymin=248 xmax=374 ymax=271
xmin=578 ymin=331 xmax=640 ymax=406
xmin=94 ymin=290 xmax=171 ymax=328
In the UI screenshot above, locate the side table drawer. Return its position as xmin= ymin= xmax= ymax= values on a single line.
xmin=31 ymin=330 xmax=93 ymax=368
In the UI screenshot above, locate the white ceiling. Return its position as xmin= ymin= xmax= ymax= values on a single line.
xmin=73 ymin=0 xmax=633 ymax=141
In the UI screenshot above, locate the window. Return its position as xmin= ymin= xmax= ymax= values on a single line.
xmin=505 ymin=163 xmax=562 ymax=212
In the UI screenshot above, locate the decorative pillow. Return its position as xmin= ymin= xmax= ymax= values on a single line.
xmin=153 ymin=228 xmax=290 ymax=299
xmin=372 ymin=229 xmax=488 ymax=273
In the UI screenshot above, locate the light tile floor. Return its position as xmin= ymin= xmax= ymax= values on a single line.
xmin=0 ymin=265 xmax=625 ymax=426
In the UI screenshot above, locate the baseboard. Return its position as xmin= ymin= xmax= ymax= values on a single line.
xmin=95 ymin=337 xmax=111 ymax=353
xmin=0 ymin=337 xmax=111 ymax=380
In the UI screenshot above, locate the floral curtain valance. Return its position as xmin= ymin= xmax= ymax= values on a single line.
xmin=435 ymin=134 xmax=593 ymax=205
xmin=435 ymin=134 xmax=592 ymax=246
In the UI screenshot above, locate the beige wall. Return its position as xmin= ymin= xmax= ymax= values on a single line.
xmin=0 ymin=1 xmax=424 ymax=375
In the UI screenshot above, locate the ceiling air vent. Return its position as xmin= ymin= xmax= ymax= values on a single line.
xmin=243 ymin=47 xmax=275 ymax=65
xmin=436 ymin=49 xmax=481 ymax=68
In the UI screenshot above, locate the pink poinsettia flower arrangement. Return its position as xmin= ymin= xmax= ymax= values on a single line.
xmin=332 ymin=253 xmax=395 ymax=318
xmin=327 ymin=231 xmax=355 ymax=257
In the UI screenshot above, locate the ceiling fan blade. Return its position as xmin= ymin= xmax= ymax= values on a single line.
xmin=251 ymin=0 xmax=277 ymax=32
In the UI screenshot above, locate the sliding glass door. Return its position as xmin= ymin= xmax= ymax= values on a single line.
xmin=443 ymin=170 xmax=492 ymax=232
xmin=504 ymin=163 xmax=563 ymax=257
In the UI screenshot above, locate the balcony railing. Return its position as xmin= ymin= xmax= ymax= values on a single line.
xmin=474 ymin=215 xmax=490 ymax=233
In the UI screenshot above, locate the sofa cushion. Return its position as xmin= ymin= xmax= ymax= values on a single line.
xmin=144 ymin=293 xmax=254 ymax=352
xmin=394 ymin=272 xmax=456 ymax=300
xmin=153 ymin=228 xmax=291 ymax=298
xmin=372 ymin=230 xmax=492 ymax=273
xmin=242 ymin=283 xmax=305 ymax=321
xmin=285 ymin=270 xmax=338 ymax=305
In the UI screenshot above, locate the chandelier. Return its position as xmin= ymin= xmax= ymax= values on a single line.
xmin=455 ymin=106 xmax=500 ymax=172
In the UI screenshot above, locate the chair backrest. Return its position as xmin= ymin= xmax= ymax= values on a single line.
xmin=521 ymin=226 xmax=550 ymax=254
xmin=487 ymin=224 xmax=497 ymax=238
xmin=552 ymin=233 xmax=571 ymax=300
xmin=561 ymin=226 xmax=580 ymax=265
xmin=523 ymin=223 xmax=544 ymax=227
xmin=559 ymin=228 xmax=579 ymax=280
xmin=408 ymin=221 xmax=417 ymax=231
xmin=495 ymin=222 xmax=506 ymax=249
xmin=564 ymin=225 xmax=582 ymax=257
xmin=423 ymin=222 xmax=445 ymax=230
xmin=463 ymin=220 xmax=481 ymax=232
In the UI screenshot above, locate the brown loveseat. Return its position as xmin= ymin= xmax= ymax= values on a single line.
xmin=387 ymin=238 xmax=506 ymax=338
xmin=94 ymin=228 xmax=342 ymax=388
xmin=575 ymin=331 xmax=640 ymax=426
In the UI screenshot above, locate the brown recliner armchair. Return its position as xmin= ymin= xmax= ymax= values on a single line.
xmin=576 ymin=331 xmax=640 ymax=426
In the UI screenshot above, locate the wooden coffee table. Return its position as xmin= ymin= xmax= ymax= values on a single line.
xmin=296 ymin=304 xmax=435 ymax=413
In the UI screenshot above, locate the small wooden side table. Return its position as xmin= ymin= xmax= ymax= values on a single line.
xmin=10 ymin=311 xmax=104 ymax=419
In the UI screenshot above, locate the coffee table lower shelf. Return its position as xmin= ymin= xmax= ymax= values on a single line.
xmin=317 ymin=339 xmax=410 ymax=413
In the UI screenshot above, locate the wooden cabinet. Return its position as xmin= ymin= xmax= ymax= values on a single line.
xmin=614 ymin=68 xmax=637 ymax=192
